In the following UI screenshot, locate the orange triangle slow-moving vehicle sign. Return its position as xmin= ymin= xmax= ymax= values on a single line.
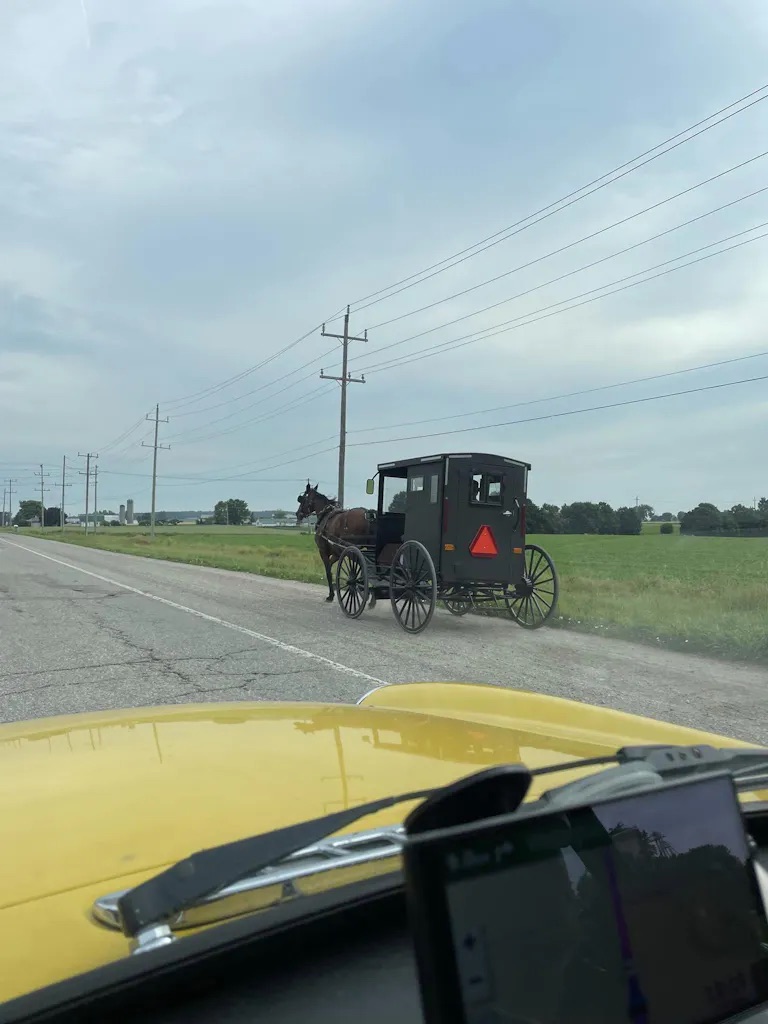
xmin=469 ymin=525 xmax=498 ymax=558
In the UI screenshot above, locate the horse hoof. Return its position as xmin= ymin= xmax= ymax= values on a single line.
xmin=325 ymin=595 xmax=335 ymax=603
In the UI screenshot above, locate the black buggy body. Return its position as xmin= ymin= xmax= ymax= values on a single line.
xmin=334 ymin=452 xmax=558 ymax=635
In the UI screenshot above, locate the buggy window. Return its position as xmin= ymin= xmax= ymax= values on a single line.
xmin=382 ymin=476 xmax=407 ymax=513
xmin=430 ymin=474 xmax=439 ymax=503
xmin=409 ymin=475 xmax=424 ymax=492
xmin=470 ymin=472 xmax=503 ymax=505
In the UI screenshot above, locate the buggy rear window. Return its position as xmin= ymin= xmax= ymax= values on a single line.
xmin=470 ymin=473 xmax=503 ymax=505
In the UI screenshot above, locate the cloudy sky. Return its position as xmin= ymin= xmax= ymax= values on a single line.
xmin=1 ymin=0 xmax=767 ymax=517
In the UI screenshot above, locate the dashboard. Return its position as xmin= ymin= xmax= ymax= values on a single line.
xmin=6 ymin=805 xmax=768 ymax=1024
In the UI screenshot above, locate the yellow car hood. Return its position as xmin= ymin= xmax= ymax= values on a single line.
xmin=0 ymin=681 xmax=762 ymax=1004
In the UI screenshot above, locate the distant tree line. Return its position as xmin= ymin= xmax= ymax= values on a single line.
xmin=387 ymin=489 xmax=768 ymax=536
xmin=527 ymin=498 xmax=768 ymax=535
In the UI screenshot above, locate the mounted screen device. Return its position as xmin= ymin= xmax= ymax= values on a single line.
xmin=403 ymin=773 xmax=768 ymax=1024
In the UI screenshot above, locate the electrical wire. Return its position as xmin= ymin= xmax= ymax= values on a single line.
xmin=358 ymin=223 xmax=768 ymax=376
xmin=169 ymin=346 xmax=336 ymax=419
xmin=338 ymin=83 xmax=768 ymax=317
xmin=159 ymin=312 xmax=345 ymax=410
xmin=156 ymin=82 xmax=768 ymax=416
xmin=346 ymin=374 xmax=768 ymax=449
xmin=170 ymin=384 xmax=333 ymax=447
xmin=349 ymin=348 xmax=768 ymax=435
xmin=165 ymin=370 xmax=328 ymax=443
xmin=95 ymin=416 xmax=149 ymax=455
xmin=365 ymin=152 xmax=768 ymax=333
xmin=356 ymin=206 xmax=768 ymax=368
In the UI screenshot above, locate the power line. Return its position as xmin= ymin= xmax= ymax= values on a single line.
xmin=357 ymin=205 xmax=768 ymax=369
xmin=168 ymin=384 xmax=333 ymax=447
xmin=347 ymin=373 xmax=768 ymax=449
xmin=365 ymin=151 xmax=768 ymax=333
xmin=152 ymin=83 xmax=768 ymax=422
xmin=165 ymin=370 xmax=329 ymax=443
xmin=163 ymin=210 xmax=768 ymax=450
xmin=98 ymin=416 xmax=148 ymax=455
xmin=358 ymin=223 xmax=768 ymax=376
xmin=349 ymin=348 xmax=768 ymax=436
xmin=159 ymin=308 xmax=348 ymax=411
xmin=169 ymin=346 xmax=337 ymax=419
xmin=340 ymin=82 xmax=768 ymax=316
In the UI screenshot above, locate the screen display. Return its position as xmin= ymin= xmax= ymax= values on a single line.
xmin=432 ymin=776 xmax=768 ymax=1024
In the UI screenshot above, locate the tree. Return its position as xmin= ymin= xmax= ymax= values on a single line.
xmin=213 ymin=498 xmax=250 ymax=525
xmin=541 ymin=503 xmax=563 ymax=533
xmin=636 ymin=503 xmax=654 ymax=522
xmin=680 ymin=503 xmax=722 ymax=535
xmin=13 ymin=499 xmax=42 ymax=527
xmin=560 ymin=502 xmax=601 ymax=534
xmin=758 ymin=497 xmax=768 ymax=517
xmin=595 ymin=502 xmax=618 ymax=535
xmin=616 ymin=506 xmax=642 ymax=535
xmin=44 ymin=506 xmax=62 ymax=527
xmin=273 ymin=509 xmax=287 ymax=521
xmin=388 ymin=490 xmax=407 ymax=513
xmin=730 ymin=504 xmax=760 ymax=531
xmin=659 ymin=523 xmax=674 ymax=535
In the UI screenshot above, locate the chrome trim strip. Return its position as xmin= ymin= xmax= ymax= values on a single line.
xmin=92 ymin=825 xmax=406 ymax=935
xmin=356 ymin=682 xmax=392 ymax=705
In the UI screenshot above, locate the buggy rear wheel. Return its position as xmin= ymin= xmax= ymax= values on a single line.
xmin=335 ymin=546 xmax=370 ymax=619
xmin=504 ymin=544 xmax=559 ymax=629
xmin=440 ymin=586 xmax=473 ymax=616
xmin=390 ymin=540 xmax=437 ymax=635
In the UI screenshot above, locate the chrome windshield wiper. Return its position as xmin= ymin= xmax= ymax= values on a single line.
xmin=110 ymin=744 xmax=768 ymax=955
xmin=112 ymin=764 xmax=531 ymax=954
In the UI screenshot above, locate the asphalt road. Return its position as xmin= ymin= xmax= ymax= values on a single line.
xmin=1 ymin=534 xmax=766 ymax=743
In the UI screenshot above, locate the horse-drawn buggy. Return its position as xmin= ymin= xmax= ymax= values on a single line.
xmin=296 ymin=452 xmax=559 ymax=635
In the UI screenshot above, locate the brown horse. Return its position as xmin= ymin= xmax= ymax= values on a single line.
xmin=296 ymin=483 xmax=373 ymax=603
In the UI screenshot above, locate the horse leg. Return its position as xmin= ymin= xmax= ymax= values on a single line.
xmin=324 ymin=555 xmax=335 ymax=602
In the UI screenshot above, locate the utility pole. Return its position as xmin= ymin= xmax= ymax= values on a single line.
xmin=78 ymin=453 xmax=98 ymax=534
xmin=6 ymin=478 xmax=17 ymax=527
xmin=1 ymin=487 xmax=5 ymax=528
xmin=320 ymin=305 xmax=367 ymax=507
xmin=93 ymin=463 xmax=99 ymax=533
xmin=60 ymin=455 xmax=72 ymax=531
xmin=34 ymin=464 xmax=52 ymax=528
xmin=142 ymin=404 xmax=170 ymax=539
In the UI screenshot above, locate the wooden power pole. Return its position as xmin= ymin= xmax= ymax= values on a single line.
xmin=320 ymin=306 xmax=367 ymax=507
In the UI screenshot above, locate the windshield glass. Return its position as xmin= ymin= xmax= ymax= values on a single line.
xmin=1 ymin=0 xmax=767 ymax=1012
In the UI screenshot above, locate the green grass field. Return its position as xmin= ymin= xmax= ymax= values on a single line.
xmin=11 ymin=525 xmax=768 ymax=664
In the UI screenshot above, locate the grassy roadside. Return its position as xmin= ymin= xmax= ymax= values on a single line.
xmin=10 ymin=526 xmax=768 ymax=665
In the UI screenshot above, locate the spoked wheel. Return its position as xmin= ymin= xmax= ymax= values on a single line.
xmin=389 ymin=540 xmax=438 ymax=635
xmin=440 ymin=586 xmax=473 ymax=616
xmin=335 ymin=546 xmax=370 ymax=620
xmin=504 ymin=544 xmax=559 ymax=629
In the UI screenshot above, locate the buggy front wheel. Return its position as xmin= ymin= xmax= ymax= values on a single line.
xmin=504 ymin=544 xmax=559 ymax=629
xmin=390 ymin=540 xmax=437 ymax=635
xmin=335 ymin=547 xmax=370 ymax=619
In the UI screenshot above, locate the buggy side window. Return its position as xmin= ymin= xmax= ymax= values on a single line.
xmin=409 ymin=476 xmax=424 ymax=492
xmin=470 ymin=473 xmax=503 ymax=505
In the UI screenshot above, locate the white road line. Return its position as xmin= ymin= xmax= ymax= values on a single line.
xmin=0 ymin=539 xmax=387 ymax=686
